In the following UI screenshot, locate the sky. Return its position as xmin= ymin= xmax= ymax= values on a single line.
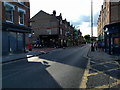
xmin=30 ymin=0 xmax=104 ymax=37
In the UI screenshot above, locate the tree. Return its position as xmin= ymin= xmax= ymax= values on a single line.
xmin=84 ymin=34 xmax=90 ymax=42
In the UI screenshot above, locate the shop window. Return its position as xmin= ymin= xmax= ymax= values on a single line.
xmin=17 ymin=33 xmax=24 ymax=51
xmin=9 ymin=32 xmax=17 ymax=52
xmin=114 ymin=38 xmax=120 ymax=46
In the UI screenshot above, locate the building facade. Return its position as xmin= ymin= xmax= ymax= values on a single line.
xmin=2 ymin=1 xmax=31 ymax=55
xmin=97 ymin=0 xmax=120 ymax=55
xmin=30 ymin=10 xmax=77 ymax=48
xmin=30 ymin=10 xmax=60 ymax=48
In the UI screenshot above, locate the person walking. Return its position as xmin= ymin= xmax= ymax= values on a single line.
xmin=94 ymin=42 xmax=98 ymax=51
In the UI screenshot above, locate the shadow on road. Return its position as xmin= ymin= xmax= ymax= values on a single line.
xmin=38 ymin=46 xmax=89 ymax=69
xmin=30 ymin=45 xmax=90 ymax=88
xmin=3 ymin=45 xmax=90 ymax=88
xmin=2 ymin=58 xmax=62 ymax=88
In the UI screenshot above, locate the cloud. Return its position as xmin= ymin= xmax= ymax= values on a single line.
xmin=70 ymin=15 xmax=90 ymax=27
xmin=30 ymin=0 xmax=103 ymax=37
xmin=80 ymin=15 xmax=90 ymax=22
xmin=70 ymin=12 xmax=100 ymax=28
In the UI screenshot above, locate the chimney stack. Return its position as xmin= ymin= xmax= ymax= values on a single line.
xmin=53 ymin=10 xmax=56 ymax=16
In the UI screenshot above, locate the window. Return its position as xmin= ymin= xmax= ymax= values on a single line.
xmin=47 ymin=29 xmax=51 ymax=35
xmin=60 ymin=29 xmax=62 ymax=35
xmin=19 ymin=2 xmax=24 ymax=5
xmin=19 ymin=11 xmax=24 ymax=25
xmin=60 ymin=20 xmax=62 ymax=25
xmin=30 ymin=22 xmax=32 ymax=26
xmin=18 ymin=8 xmax=25 ymax=25
xmin=13 ymin=0 xmax=24 ymax=4
xmin=4 ymin=3 xmax=14 ymax=23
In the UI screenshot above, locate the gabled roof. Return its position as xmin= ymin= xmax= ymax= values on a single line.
xmin=30 ymin=10 xmax=60 ymax=22
xmin=30 ymin=10 xmax=51 ymax=20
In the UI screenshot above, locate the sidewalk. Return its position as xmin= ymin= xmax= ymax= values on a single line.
xmin=89 ymin=50 xmax=120 ymax=61
xmin=1 ymin=48 xmax=56 ymax=64
xmin=86 ymin=50 xmax=120 ymax=88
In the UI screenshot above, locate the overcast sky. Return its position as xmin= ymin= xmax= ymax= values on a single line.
xmin=30 ymin=0 xmax=104 ymax=37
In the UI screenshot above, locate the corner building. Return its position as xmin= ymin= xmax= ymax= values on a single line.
xmin=2 ymin=1 xmax=31 ymax=55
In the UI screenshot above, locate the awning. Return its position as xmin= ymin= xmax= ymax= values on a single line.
xmin=7 ymin=28 xmax=31 ymax=33
xmin=2 ymin=22 xmax=31 ymax=33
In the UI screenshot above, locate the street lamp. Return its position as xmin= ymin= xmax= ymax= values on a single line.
xmin=91 ymin=0 xmax=94 ymax=51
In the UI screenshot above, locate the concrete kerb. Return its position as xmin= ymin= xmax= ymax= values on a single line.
xmin=1 ymin=51 xmax=48 ymax=64
xmin=1 ymin=47 xmax=67 ymax=64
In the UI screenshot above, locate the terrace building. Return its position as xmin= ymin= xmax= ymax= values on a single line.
xmin=97 ymin=0 xmax=120 ymax=55
xmin=2 ymin=1 xmax=31 ymax=55
xmin=30 ymin=10 xmax=75 ymax=48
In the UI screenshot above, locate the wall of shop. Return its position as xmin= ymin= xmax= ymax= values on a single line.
xmin=2 ymin=30 xmax=25 ymax=56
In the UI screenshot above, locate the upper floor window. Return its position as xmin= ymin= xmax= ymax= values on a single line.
xmin=4 ymin=2 xmax=15 ymax=23
xmin=18 ymin=8 xmax=25 ymax=25
xmin=60 ymin=20 xmax=62 ymax=25
xmin=19 ymin=2 xmax=24 ymax=5
xmin=60 ymin=29 xmax=62 ymax=35
xmin=12 ymin=0 xmax=24 ymax=4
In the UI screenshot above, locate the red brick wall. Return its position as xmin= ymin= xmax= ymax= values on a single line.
xmin=2 ymin=2 xmax=30 ymax=27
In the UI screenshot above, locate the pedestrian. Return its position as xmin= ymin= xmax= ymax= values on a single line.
xmin=94 ymin=42 xmax=98 ymax=51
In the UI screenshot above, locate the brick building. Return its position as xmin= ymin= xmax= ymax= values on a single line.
xmin=97 ymin=0 xmax=120 ymax=55
xmin=30 ymin=10 xmax=75 ymax=48
xmin=2 ymin=1 xmax=31 ymax=55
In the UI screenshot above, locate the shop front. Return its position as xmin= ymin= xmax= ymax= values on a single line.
xmin=2 ymin=22 xmax=31 ymax=56
xmin=104 ymin=22 xmax=120 ymax=55
xmin=39 ymin=35 xmax=59 ymax=48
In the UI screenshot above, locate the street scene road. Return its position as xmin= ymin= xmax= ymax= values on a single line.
xmin=2 ymin=44 xmax=90 ymax=88
xmin=1 ymin=0 xmax=120 ymax=89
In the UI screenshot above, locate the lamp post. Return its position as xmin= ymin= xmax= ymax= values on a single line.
xmin=91 ymin=0 xmax=94 ymax=51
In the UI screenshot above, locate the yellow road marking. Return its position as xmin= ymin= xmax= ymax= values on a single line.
xmin=87 ymin=72 xmax=99 ymax=76
xmin=80 ymin=57 xmax=120 ymax=89
xmin=80 ymin=58 xmax=90 ymax=88
xmin=95 ymin=80 xmax=120 ymax=88
xmin=90 ymin=61 xmax=119 ymax=67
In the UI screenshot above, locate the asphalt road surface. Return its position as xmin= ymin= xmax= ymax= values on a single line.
xmin=2 ymin=44 xmax=90 ymax=88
